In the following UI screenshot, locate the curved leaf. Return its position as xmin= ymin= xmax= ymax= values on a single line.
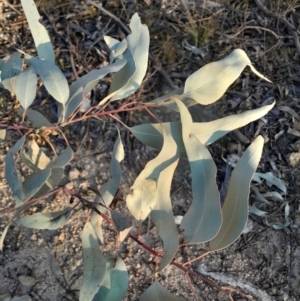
xmin=109 ymin=13 xmax=149 ymax=101
xmin=0 ymin=221 xmax=13 ymax=251
xmin=91 ymin=132 xmax=124 ymax=242
xmin=126 ymin=130 xmax=179 ymax=222
xmin=130 ymin=102 xmax=275 ymax=151
xmin=150 ymin=158 xmax=179 ymax=271
xmin=254 ymin=172 xmax=286 ymax=193
xmin=176 ymin=99 xmax=221 ymax=244
xmin=80 ymin=222 xmax=107 ymax=301
xmin=92 ymin=257 xmax=128 ymax=301
xmin=17 ymin=208 xmax=72 ymax=230
xmin=17 ymin=108 xmax=53 ymax=127
xmin=26 ymin=55 xmax=69 ymax=105
xmin=104 ymin=36 xmax=128 ymax=64
xmin=1 ymin=52 xmax=23 ymax=93
xmin=183 ymin=49 xmax=270 ymax=105
xmin=20 ymin=0 xmax=55 ymax=62
xmin=15 ymin=66 xmax=38 ymax=110
xmin=140 ymin=282 xmax=181 ymax=301
xmin=209 ymin=135 xmax=264 ymax=251
xmin=48 ymin=146 xmax=73 ymax=169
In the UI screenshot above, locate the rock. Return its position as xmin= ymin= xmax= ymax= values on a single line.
xmin=18 ymin=275 xmax=36 ymax=288
xmin=0 ymin=294 xmax=11 ymax=301
xmin=69 ymin=168 xmax=80 ymax=180
xmin=11 ymin=296 xmax=32 ymax=301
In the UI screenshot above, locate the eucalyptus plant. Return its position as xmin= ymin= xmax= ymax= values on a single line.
xmin=0 ymin=0 xmax=276 ymax=300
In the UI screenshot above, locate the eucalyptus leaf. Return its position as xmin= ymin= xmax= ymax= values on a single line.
xmin=1 ymin=52 xmax=23 ymax=93
xmin=26 ymin=55 xmax=69 ymax=105
xmin=20 ymin=0 xmax=55 ymax=62
xmin=15 ymin=66 xmax=38 ymax=110
xmin=130 ymin=102 xmax=275 ymax=151
xmin=92 ymin=257 xmax=128 ymax=301
xmin=17 ymin=208 xmax=72 ymax=230
xmin=109 ymin=13 xmax=149 ymax=101
xmin=254 ymin=172 xmax=287 ymax=193
xmin=48 ymin=146 xmax=73 ymax=169
xmin=183 ymin=49 xmax=271 ymax=105
xmin=150 ymin=158 xmax=179 ymax=271
xmin=17 ymin=108 xmax=53 ymax=127
xmin=80 ymin=222 xmax=107 ymax=301
xmin=209 ymin=136 xmax=264 ymax=251
xmin=104 ymin=36 xmax=128 ymax=64
xmin=5 ymin=151 xmax=25 ymax=205
xmin=11 ymin=136 xmax=26 ymax=154
xmin=249 ymin=204 xmax=268 ymax=216
xmin=176 ymin=99 xmax=221 ymax=244
xmin=111 ymin=211 xmax=132 ymax=232
xmin=0 ymin=221 xmax=13 ymax=251
xmin=140 ymin=282 xmax=181 ymax=301
xmin=126 ymin=130 xmax=179 ymax=222
xmin=91 ymin=132 xmax=124 ymax=242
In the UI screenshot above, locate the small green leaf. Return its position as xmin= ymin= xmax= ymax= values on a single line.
xmin=15 ymin=66 xmax=38 ymax=110
xmin=91 ymin=131 xmax=124 ymax=242
xmin=80 ymin=222 xmax=107 ymax=301
xmin=130 ymin=102 xmax=275 ymax=151
xmin=183 ymin=49 xmax=271 ymax=105
xmin=17 ymin=108 xmax=53 ymax=127
xmin=176 ymin=99 xmax=221 ymax=244
xmin=11 ymin=136 xmax=26 ymax=154
xmin=26 ymin=55 xmax=69 ymax=105
xmin=1 ymin=52 xmax=23 ymax=93
xmin=0 ymin=129 xmax=6 ymax=141
xmin=140 ymin=282 xmax=181 ymax=301
xmin=20 ymin=0 xmax=55 ymax=62
xmin=126 ymin=130 xmax=179 ymax=222
xmin=104 ymin=36 xmax=128 ymax=64
xmin=209 ymin=136 xmax=264 ymax=251
xmin=22 ymin=168 xmax=51 ymax=202
xmin=48 ymin=146 xmax=73 ymax=169
xmin=5 ymin=151 xmax=25 ymax=205
xmin=254 ymin=172 xmax=286 ymax=193
xmin=150 ymin=158 xmax=179 ymax=271
xmin=92 ymin=257 xmax=128 ymax=301
xmin=109 ymin=13 xmax=149 ymax=101
xmin=17 ymin=208 xmax=72 ymax=230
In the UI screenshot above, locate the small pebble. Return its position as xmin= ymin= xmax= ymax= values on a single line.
xmin=69 ymin=168 xmax=80 ymax=180
xmin=30 ymin=234 xmax=37 ymax=241
xmin=18 ymin=275 xmax=36 ymax=288
xmin=11 ymin=295 xmax=32 ymax=301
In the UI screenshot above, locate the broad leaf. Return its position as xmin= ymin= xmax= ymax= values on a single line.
xmin=22 ymin=168 xmax=51 ymax=202
xmin=26 ymin=55 xmax=69 ymax=105
xmin=5 ymin=151 xmax=25 ymax=205
xmin=15 ymin=66 xmax=37 ymax=110
xmin=176 ymin=99 xmax=221 ymax=243
xmin=91 ymin=132 xmax=124 ymax=242
xmin=183 ymin=49 xmax=270 ymax=105
xmin=17 ymin=208 xmax=72 ymax=230
xmin=1 ymin=52 xmax=23 ymax=93
xmin=126 ymin=130 xmax=179 ymax=222
xmin=150 ymin=158 xmax=179 ymax=271
xmin=48 ymin=146 xmax=73 ymax=169
xmin=10 ymin=136 xmax=26 ymax=154
xmin=0 ymin=221 xmax=12 ymax=251
xmin=209 ymin=135 xmax=264 ymax=251
xmin=80 ymin=222 xmax=107 ymax=301
xmin=130 ymin=102 xmax=275 ymax=151
xmin=92 ymin=257 xmax=128 ymax=301
xmin=140 ymin=282 xmax=181 ymax=301
xmin=20 ymin=0 xmax=55 ymax=62
xmin=109 ymin=13 xmax=149 ymax=101
xmin=60 ymin=59 xmax=126 ymax=121
xmin=17 ymin=108 xmax=53 ymax=127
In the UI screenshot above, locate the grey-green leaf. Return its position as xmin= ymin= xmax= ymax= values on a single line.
xmin=126 ymin=130 xmax=179 ymax=222
xmin=80 ymin=222 xmax=107 ymax=301
xmin=1 ymin=52 xmax=23 ymax=93
xmin=20 ymin=0 xmax=55 ymax=63
xmin=22 ymin=168 xmax=51 ymax=202
xmin=15 ymin=66 xmax=37 ymax=110
xmin=17 ymin=208 xmax=72 ymax=230
xmin=109 ymin=13 xmax=149 ymax=101
xmin=140 ymin=282 xmax=181 ymax=301
xmin=209 ymin=136 xmax=264 ymax=251
xmin=91 ymin=132 xmax=124 ymax=242
xmin=0 ymin=221 xmax=13 ymax=251
xmin=92 ymin=257 xmax=128 ymax=301
xmin=176 ymin=99 xmax=221 ymax=244
xmin=26 ymin=55 xmax=69 ymax=105
xmin=150 ymin=158 xmax=179 ymax=271
xmin=130 ymin=102 xmax=275 ymax=151
xmin=17 ymin=108 xmax=53 ymax=128
xmin=48 ymin=146 xmax=73 ymax=169
xmin=5 ymin=151 xmax=25 ymax=205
